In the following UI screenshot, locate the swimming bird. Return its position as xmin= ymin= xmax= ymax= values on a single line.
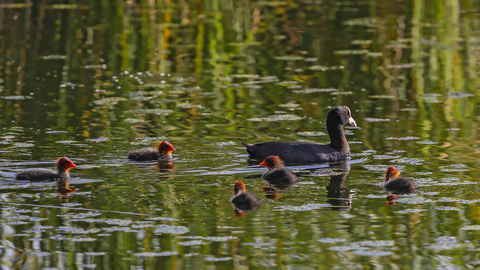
xmin=242 ymin=106 xmax=357 ymax=164
xmin=384 ymin=166 xmax=415 ymax=193
xmin=260 ymin=156 xmax=297 ymax=186
xmin=16 ymin=157 xmax=76 ymax=181
xmin=231 ymin=180 xmax=261 ymax=217
xmin=128 ymin=141 xmax=175 ymax=161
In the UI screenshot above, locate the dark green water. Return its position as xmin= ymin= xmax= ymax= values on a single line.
xmin=1 ymin=0 xmax=480 ymax=268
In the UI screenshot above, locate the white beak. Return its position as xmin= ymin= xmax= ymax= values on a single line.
xmin=348 ymin=117 xmax=357 ymax=128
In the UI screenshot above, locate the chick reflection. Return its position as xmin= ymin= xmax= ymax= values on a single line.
xmin=260 ymin=156 xmax=297 ymax=200
xmin=386 ymin=194 xmax=400 ymax=205
xmin=231 ymin=180 xmax=261 ymax=217
xmin=57 ymin=179 xmax=76 ymax=200
xmin=158 ymin=160 xmax=175 ymax=172
xmin=326 ymin=161 xmax=353 ymax=211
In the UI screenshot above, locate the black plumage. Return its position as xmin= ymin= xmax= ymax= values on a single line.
xmin=16 ymin=157 xmax=76 ymax=182
xmin=260 ymin=156 xmax=297 ymax=187
xmin=242 ymin=106 xmax=357 ymax=164
xmin=384 ymin=166 xmax=415 ymax=193
xmin=128 ymin=141 xmax=175 ymax=161
xmin=231 ymin=180 xmax=261 ymax=209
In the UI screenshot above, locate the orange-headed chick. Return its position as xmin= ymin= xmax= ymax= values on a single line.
xmin=128 ymin=141 xmax=175 ymax=161
xmin=16 ymin=157 xmax=76 ymax=182
xmin=260 ymin=156 xmax=297 ymax=184
xmin=384 ymin=166 xmax=415 ymax=193
xmin=231 ymin=180 xmax=261 ymax=216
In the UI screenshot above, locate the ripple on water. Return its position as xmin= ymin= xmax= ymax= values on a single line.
xmin=416 ymin=141 xmax=437 ymax=145
xmin=390 ymin=157 xmax=424 ymax=165
xmin=460 ymin=225 xmax=480 ymax=230
xmin=155 ymin=224 xmax=189 ymax=234
xmin=396 ymin=209 xmax=427 ymax=214
xmin=297 ymin=131 xmax=326 ymax=137
xmin=396 ymin=197 xmax=432 ymax=204
xmin=364 ymin=118 xmax=390 ymax=122
xmin=177 ymin=240 xmax=208 ymax=246
xmin=372 ymin=155 xmax=400 ymax=160
xmin=93 ymin=97 xmax=126 ymax=106
xmin=134 ymin=251 xmax=178 ymax=257
xmin=330 ymin=240 xmax=395 ymax=256
xmin=435 ymin=206 xmax=460 ymax=211
xmin=318 ymin=238 xmax=347 ymax=243
xmin=293 ymin=88 xmax=338 ymax=93
xmin=204 ymin=257 xmax=233 ymax=262
xmin=363 ymin=165 xmax=405 ymax=171
xmin=276 ymin=203 xmax=331 ymax=211
xmin=248 ymin=114 xmax=303 ymax=122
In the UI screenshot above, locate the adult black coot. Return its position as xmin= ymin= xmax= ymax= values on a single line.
xmin=242 ymin=106 xmax=357 ymax=163
xmin=128 ymin=141 xmax=175 ymax=161
xmin=16 ymin=157 xmax=77 ymax=181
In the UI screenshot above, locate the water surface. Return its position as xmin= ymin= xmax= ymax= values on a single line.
xmin=1 ymin=0 xmax=480 ymax=268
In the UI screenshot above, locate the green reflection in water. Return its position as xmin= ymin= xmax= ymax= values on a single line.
xmin=1 ymin=0 xmax=480 ymax=269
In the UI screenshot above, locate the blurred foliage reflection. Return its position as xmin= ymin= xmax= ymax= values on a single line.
xmin=1 ymin=0 xmax=480 ymax=269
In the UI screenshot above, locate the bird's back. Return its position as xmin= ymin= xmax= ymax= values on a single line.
xmin=128 ymin=148 xmax=160 ymax=161
xmin=242 ymin=141 xmax=348 ymax=163
xmin=385 ymin=177 xmax=415 ymax=193
xmin=16 ymin=169 xmax=60 ymax=181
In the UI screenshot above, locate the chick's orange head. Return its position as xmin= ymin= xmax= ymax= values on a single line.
xmin=385 ymin=166 xmax=400 ymax=179
xmin=234 ymin=180 xmax=246 ymax=195
xmin=260 ymin=156 xmax=283 ymax=169
xmin=157 ymin=141 xmax=176 ymax=154
xmin=56 ymin=157 xmax=76 ymax=169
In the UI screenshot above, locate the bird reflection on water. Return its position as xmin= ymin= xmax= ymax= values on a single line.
xmin=158 ymin=160 xmax=175 ymax=172
xmin=57 ymin=178 xmax=76 ymax=200
xmin=325 ymin=161 xmax=353 ymax=211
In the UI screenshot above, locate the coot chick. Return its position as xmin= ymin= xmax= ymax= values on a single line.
xmin=128 ymin=141 xmax=175 ymax=161
xmin=384 ymin=166 xmax=415 ymax=193
xmin=260 ymin=156 xmax=297 ymax=187
xmin=242 ymin=106 xmax=357 ymax=164
xmin=16 ymin=157 xmax=76 ymax=182
xmin=231 ymin=180 xmax=261 ymax=209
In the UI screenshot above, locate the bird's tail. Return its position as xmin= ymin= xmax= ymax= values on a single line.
xmin=241 ymin=142 xmax=252 ymax=155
